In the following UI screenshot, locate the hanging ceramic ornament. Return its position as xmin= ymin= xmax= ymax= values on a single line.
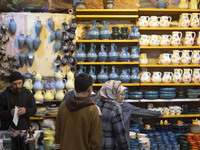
xmin=48 ymin=18 xmax=55 ymax=32
xmin=9 ymin=19 xmax=16 ymax=35
xmin=55 ymin=29 xmax=63 ymax=41
xmin=27 ymin=51 xmax=34 ymax=67
xmin=54 ymin=40 xmax=61 ymax=53
xmin=35 ymin=20 xmax=43 ymax=37
xmin=18 ymin=34 xmax=25 ymax=49
xmin=33 ymin=37 xmax=41 ymax=51
xmin=18 ymin=51 xmax=26 ymax=67
xmin=26 ymin=35 xmax=33 ymax=50
xmin=50 ymin=32 xmax=56 ymax=43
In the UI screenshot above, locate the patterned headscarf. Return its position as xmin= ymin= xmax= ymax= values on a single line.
xmin=98 ymin=80 xmax=124 ymax=102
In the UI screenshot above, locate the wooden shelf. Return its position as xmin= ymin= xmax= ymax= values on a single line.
xmin=139 ymin=27 xmax=200 ymax=31
xmin=93 ymin=83 xmax=140 ymax=86
xmin=76 ymin=9 xmax=138 ymax=20
xmin=76 ymin=40 xmax=139 ymax=43
xmin=77 ymin=62 xmax=139 ymax=65
xmin=140 ymin=64 xmax=200 ymax=67
xmin=139 ymin=8 xmax=200 ymax=15
xmin=139 ymin=46 xmax=200 ymax=49
xmin=30 ymin=117 xmax=44 ymax=120
xmin=162 ymin=114 xmax=200 ymax=118
xmin=140 ymin=83 xmax=200 ymax=86
xmin=125 ymin=99 xmax=200 ymax=103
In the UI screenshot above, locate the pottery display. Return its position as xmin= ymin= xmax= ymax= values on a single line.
xmin=35 ymin=20 xmax=42 ymax=37
xmin=171 ymin=31 xmax=182 ymax=46
xmin=160 ymin=35 xmax=171 ymax=46
xmin=76 ymin=65 xmax=86 ymax=76
xmin=119 ymin=46 xmax=130 ymax=62
xmin=33 ymin=80 xmax=44 ymax=91
xmin=88 ymin=20 xmax=99 ymax=39
xmin=89 ymin=65 xmax=97 ymax=82
xmin=138 ymin=16 xmax=150 ymax=27
xmin=97 ymin=65 xmax=108 ymax=83
xmin=157 ymin=0 xmax=169 ymax=8
xmin=162 ymin=72 xmax=173 ymax=83
xmin=18 ymin=34 xmax=25 ymax=49
xmin=27 ymin=51 xmax=34 ymax=67
xmin=18 ymin=51 xmax=26 ymax=67
xmin=130 ymin=26 xmax=140 ymax=39
xmin=55 ymin=29 xmax=63 ymax=41
xmin=50 ymin=32 xmax=56 ymax=43
xmin=9 ymin=19 xmax=16 ymax=35
xmin=149 ymin=35 xmax=161 ymax=46
xmin=130 ymin=46 xmax=140 ymax=62
xmin=33 ymin=37 xmax=41 ymax=51
xmin=75 ymin=43 xmax=86 ymax=62
xmin=34 ymin=90 xmax=44 ymax=101
xmin=179 ymin=13 xmax=191 ymax=27
xmin=48 ymin=18 xmax=55 ymax=31
xmin=173 ymin=69 xmax=183 ymax=83
xmin=45 ymin=82 xmax=53 ymax=90
xmin=108 ymin=43 xmax=118 ymax=62
xmin=139 ymin=35 xmax=150 ymax=46
xmin=181 ymin=50 xmax=193 ymax=64
xmin=26 ymin=35 xmax=33 ymax=50
xmin=98 ymin=44 xmax=108 ymax=62
xmin=54 ymin=40 xmax=62 ymax=52
xmin=178 ymin=0 xmax=189 ymax=8
xmin=160 ymin=53 xmax=172 ymax=64
xmin=160 ymin=16 xmax=172 ymax=27
xmin=23 ymin=79 xmax=33 ymax=91
xmin=130 ymin=67 xmax=140 ymax=83
xmin=24 ymin=71 xmax=33 ymax=79
xmin=109 ymin=66 xmax=119 ymax=81
xmin=197 ymin=31 xmax=200 ymax=46
xmin=192 ymin=69 xmax=200 ymax=83
xmin=119 ymin=69 xmax=131 ymax=83
xmin=54 ymin=71 xmax=65 ymax=79
xmin=149 ymin=16 xmax=160 ymax=27
xmin=54 ymin=79 xmax=66 ymax=90
xmin=190 ymin=13 xmax=200 ymax=27
xmin=111 ymin=27 xmax=120 ymax=40
xmin=65 ymin=70 xmax=74 ymax=91
xmin=189 ymin=0 xmax=199 ymax=9
xmin=139 ymin=53 xmax=148 ymax=64
xmin=70 ymin=19 xmax=77 ymax=30
xmin=120 ymin=27 xmax=129 ymax=40
xmin=100 ymin=21 xmax=111 ymax=39
xmin=172 ymin=50 xmax=182 ymax=64
xmin=44 ymin=90 xmax=54 ymax=101
xmin=87 ymin=43 xmax=97 ymax=62
xmin=140 ymin=72 xmax=151 ymax=83
xmin=184 ymin=31 xmax=196 ymax=46
xmin=192 ymin=50 xmax=200 ymax=64
xmin=55 ymin=90 xmax=66 ymax=101
xmin=151 ymin=72 xmax=162 ymax=83
xmin=182 ymin=69 xmax=193 ymax=83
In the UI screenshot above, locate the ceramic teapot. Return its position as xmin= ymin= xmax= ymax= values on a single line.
xmin=151 ymin=72 xmax=162 ymax=83
xmin=184 ymin=31 xmax=196 ymax=46
xmin=34 ymin=73 xmax=42 ymax=81
xmin=54 ymin=71 xmax=65 ymax=80
xmin=192 ymin=69 xmax=200 ymax=83
xmin=173 ymin=69 xmax=183 ymax=83
xmin=190 ymin=13 xmax=200 ymax=27
xmin=66 ymin=70 xmax=74 ymax=91
xmin=24 ymin=71 xmax=33 ymax=79
xmin=54 ymin=79 xmax=66 ymax=90
xmin=34 ymin=90 xmax=44 ymax=101
xmin=44 ymin=90 xmax=54 ymax=101
xmin=162 ymin=72 xmax=173 ymax=83
xmin=55 ymin=90 xmax=66 ymax=101
xmin=23 ymin=79 xmax=33 ymax=91
xmin=149 ymin=35 xmax=161 ymax=46
xmin=45 ymin=83 xmax=53 ymax=90
xmin=138 ymin=16 xmax=150 ymax=27
xmin=171 ymin=31 xmax=182 ymax=46
xmin=160 ymin=35 xmax=171 ymax=46
xmin=192 ymin=50 xmax=200 ymax=64
xmin=182 ymin=69 xmax=193 ymax=83
xmin=139 ymin=35 xmax=150 ymax=46
xmin=160 ymin=53 xmax=172 ymax=64
xmin=181 ymin=50 xmax=193 ymax=64
xmin=140 ymin=72 xmax=151 ymax=83
xmin=33 ymin=80 xmax=44 ymax=91
xmin=139 ymin=53 xmax=148 ymax=64
xmin=172 ymin=50 xmax=182 ymax=64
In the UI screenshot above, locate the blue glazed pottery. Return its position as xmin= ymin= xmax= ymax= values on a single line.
xmin=159 ymin=93 xmax=176 ymax=99
xmin=9 ymin=19 xmax=16 ymax=35
xmin=157 ymin=1 xmax=168 ymax=8
xmin=33 ymin=80 xmax=44 ymax=91
xmin=89 ymin=66 xmax=97 ymax=83
xmin=130 ymin=26 xmax=140 ymax=39
xmin=76 ymin=65 xmax=86 ymax=76
xmin=68 ymin=54 xmax=76 ymax=66
xmin=119 ymin=69 xmax=131 ymax=83
xmin=88 ymin=20 xmax=99 ymax=39
xmin=55 ymin=29 xmax=63 ymax=41
xmin=100 ymin=20 xmax=111 ymax=39
xmin=130 ymin=46 xmax=140 ymax=62
xmin=130 ymin=67 xmax=140 ymax=83
xmin=26 ymin=35 xmax=33 ymax=51
xmin=97 ymin=65 xmax=108 ymax=83
xmin=33 ymin=37 xmax=41 ymax=51
xmin=62 ymin=22 xmax=70 ymax=32
xmin=45 ymin=82 xmax=53 ymax=90
xmin=144 ymin=91 xmax=159 ymax=95
xmin=18 ymin=51 xmax=26 ymax=67
xmin=54 ymin=79 xmax=66 ymax=90
xmin=111 ymin=27 xmax=120 ymax=40
xmin=54 ymin=40 xmax=62 ymax=52
xmin=129 ymin=91 xmax=143 ymax=95
xmin=87 ymin=43 xmax=97 ymax=62
xmin=129 ymin=94 xmax=143 ymax=99
xmin=119 ymin=46 xmax=130 ymax=62
xmin=35 ymin=20 xmax=42 ymax=37
xmin=27 ymin=51 xmax=34 ymax=67
xmin=120 ymin=27 xmax=129 ymax=40
xmin=159 ymin=87 xmax=176 ymax=91
xmin=48 ymin=18 xmax=55 ymax=31
xmin=70 ymin=19 xmax=77 ymax=30
xmin=75 ymin=43 xmax=86 ymax=62
xmin=18 ymin=34 xmax=25 ymax=49
xmin=50 ymin=32 xmax=56 ymax=43
xmin=98 ymin=44 xmax=108 ymax=62
xmin=24 ymin=71 xmax=33 ymax=79
xmin=144 ymin=94 xmax=159 ymax=99
xmin=69 ymin=31 xmax=75 ymax=40
xmin=109 ymin=66 xmax=119 ymax=80
xmin=63 ymin=32 xmax=70 ymax=43
xmin=108 ymin=43 xmax=118 ymax=62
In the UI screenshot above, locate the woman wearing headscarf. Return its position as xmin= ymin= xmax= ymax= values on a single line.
xmin=96 ymin=80 xmax=129 ymax=150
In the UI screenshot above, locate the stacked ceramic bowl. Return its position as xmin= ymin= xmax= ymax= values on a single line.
xmin=35 ymin=107 xmax=46 ymax=117
xmin=129 ymin=91 xmax=143 ymax=99
xmin=144 ymin=91 xmax=159 ymax=99
xmin=47 ymin=106 xmax=59 ymax=117
xmin=187 ymin=89 xmax=200 ymax=98
xmin=159 ymin=88 xmax=176 ymax=99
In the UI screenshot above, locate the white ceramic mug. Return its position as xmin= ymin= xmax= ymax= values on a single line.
xmin=174 ymin=106 xmax=183 ymax=115
xmin=163 ymin=107 xmax=170 ymax=115
xmin=169 ymin=106 xmax=176 ymax=115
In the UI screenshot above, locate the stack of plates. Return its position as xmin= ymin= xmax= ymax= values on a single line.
xmin=129 ymin=91 xmax=143 ymax=99
xmin=144 ymin=91 xmax=159 ymax=99
xmin=159 ymin=88 xmax=176 ymax=99
xmin=35 ymin=107 xmax=47 ymax=117
xmin=187 ymin=89 xmax=200 ymax=98
xmin=47 ymin=107 xmax=59 ymax=117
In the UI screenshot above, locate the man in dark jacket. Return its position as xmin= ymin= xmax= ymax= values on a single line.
xmin=0 ymin=71 xmax=37 ymax=130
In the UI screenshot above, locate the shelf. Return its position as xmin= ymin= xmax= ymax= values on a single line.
xmin=76 ymin=40 xmax=139 ymax=43
xmin=36 ymin=100 xmax=62 ymax=104
xmin=140 ymin=64 xmax=200 ymax=67
xmin=93 ymin=83 xmax=140 ymax=86
xmin=162 ymin=114 xmax=200 ymax=118
xmin=76 ymin=9 xmax=138 ymax=20
xmin=125 ymin=98 xmax=200 ymax=103
xmin=30 ymin=117 xmax=44 ymax=120
xmin=139 ymin=8 xmax=200 ymax=15
xmin=140 ymin=83 xmax=200 ymax=86
xmin=139 ymin=27 xmax=200 ymax=31
xmin=77 ymin=62 xmax=139 ymax=65
xmin=139 ymin=46 xmax=200 ymax=49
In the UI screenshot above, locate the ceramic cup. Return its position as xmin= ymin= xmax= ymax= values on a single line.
xmin=169 ymin=106 xmax=176 ymax=115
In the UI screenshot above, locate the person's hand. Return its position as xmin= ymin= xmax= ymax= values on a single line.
xmin=18 ymin=107 xmax=26 ymax=115
xmin=11 ymin=109 xmax=15 ymax=116
xmin=159 ymin=112 xmax=165 ymax=118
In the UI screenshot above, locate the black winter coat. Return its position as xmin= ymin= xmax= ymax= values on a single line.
xmin=0 ymin=87 xmax=37 ymax=130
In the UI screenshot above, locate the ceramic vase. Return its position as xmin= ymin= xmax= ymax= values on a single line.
xmin=108 ymin=43 xmax=118 ymax=62
xmin=98 ymin=44 xmax=108 ymax=62
xmin=27 ymin=51 xmax=34 ymax=67
xmin=97 ymin=65 xmax=108 ymax=83
xmin=111 ymin=27 xmax=120 ymax=40
xmin=18 ymin=34 xmax=25 ymax=49
xmin=130 ymin=67 xmax=140 ymax=83
xmin=119 ymin=46 xmax=130 ymax=62
xmin=75 ymin=43 xmax=86 ymax=62
xmin=50 ymin=32 xmax=56 ymax=43
xmin=48 ymin=18 xmax=55 ymax=31
xmin=18 ymin=51 xmax=26 ymax=67
xmin=130 ymin=46 xmax=140 ymax=62
xmin=109 ymin=66 xmax=119 ymax=80
xmin=130 ymin=26 xmax=140 ymax=39
xmin=33 ymin=37 xmax=41 ymax=51
xmin=120 ymin=69 xmax=131 ymax=83
xmin=89 ymin=66 xmax=97 ymax=82
xmin=100 ymin=20 xmax=111 ymax=39
xmin=26 ymin=35 xmax=33 ymax=51
xmin=70 ymin=19 xmax=77 ymax=30
xmin=88 ymin=20 xmax=99 ymax=39
xmin=54 ymin=79 xmax=66 ymax=90
xmin=56 ymin=29 xmax=63 ymax=41
xmin=35 ymin=20 xmax=42 ymax=37
xmin=87 ymin=43 xmax=97 ymax=62
xmin=9 ymin=19 xmax=16 ymax=35
xmin=54 ymin=40 xmax=62 ymax=52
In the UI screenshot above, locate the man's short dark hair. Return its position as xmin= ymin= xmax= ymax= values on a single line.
xmin=75 ymin=73 xmax=93 ymax=93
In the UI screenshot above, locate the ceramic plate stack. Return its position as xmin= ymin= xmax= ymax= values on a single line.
xmin=35 ymin=107 xmax=46 ymax=117
xmin=187 ymin=89 xmax=200 ymax=98
xmin=47 ymin=107 xmax=59 ymax=117
xmin=159 ymin=88 xmax=176 ymax=99
xmin=144 ymin=91 xmax=159 ymax=99
xmin=129 ymin=91 xmax=143 ymax=99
